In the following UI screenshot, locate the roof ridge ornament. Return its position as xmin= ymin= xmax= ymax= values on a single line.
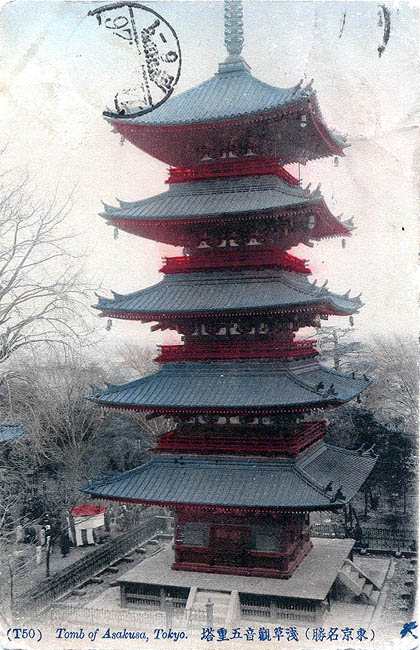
xmin=219 ymin=0 xmax=251 ymax=74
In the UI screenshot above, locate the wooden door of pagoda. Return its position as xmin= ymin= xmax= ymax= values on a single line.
xmin=209 ymin=525 xmax=250 ymax=567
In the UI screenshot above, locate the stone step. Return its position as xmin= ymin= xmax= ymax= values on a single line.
xmin=104 ymin=566 xmax=119 ymax=573
xmin=338 ymin=570 xmax=366 ymax=596
xmin=363 ymin=583 xmax=374 ymax=600
xmin=70 ymin=589 xmax=86 ymax=596
xmin=150 ymin=546 xmax=163 ymax=556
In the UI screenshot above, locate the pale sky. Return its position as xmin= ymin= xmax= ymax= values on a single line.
xmin=0 ymin=0 xmax=418 ymax=354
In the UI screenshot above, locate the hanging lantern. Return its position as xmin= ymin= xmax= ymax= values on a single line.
xmin=113 ymin=227 xmax=119 ymax=240
xmin=308 ymin=214 xmax=316 ymax=230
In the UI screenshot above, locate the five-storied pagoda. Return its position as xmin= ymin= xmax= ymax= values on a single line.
xmin=83 ymin=0 xmax=379 ymax=622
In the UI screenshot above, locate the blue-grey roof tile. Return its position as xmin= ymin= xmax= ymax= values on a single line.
xmin=90 ymin=359 xmax=372 ymax=411
xmin=80 ymin=443 xmax=376 ymax=508
xmin=95 ymin=269 xmax=363 ymax=317
xmin=0 ymin=424 xmax=27 ymax=443
xmin=108 ymin=69 xmax=336 ymax=135
xmin=102 ymin=175 xmax=323 ymax=222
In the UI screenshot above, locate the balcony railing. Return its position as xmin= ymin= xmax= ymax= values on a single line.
xmin=159 ymin=248 xmax=310 ymax=275
xmin=155 ymin=340 xmax=318 ymax=363
xmin=154 ymin=421 xmax=326 ymax=457
xmin=166 ymin=158 xmax=300 ymax=185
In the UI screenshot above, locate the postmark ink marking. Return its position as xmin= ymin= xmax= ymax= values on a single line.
xmin=339 ymin=9 xmax=346 ymax=38
xmin=377 ymin=4 xmax=391 ymax=57
xmin=88 ymin=2 xmax=181 ymax=117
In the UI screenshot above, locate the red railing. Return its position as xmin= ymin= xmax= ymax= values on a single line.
xmin=155 ymin=340 xmax=318 ymax=363
xmin=159 ymin=249 xmax=310 ymax=275
xmin=166 ymin=158 xmax=300 ymax=185
xmin=154 ymin=421 xmax=326 ymax=457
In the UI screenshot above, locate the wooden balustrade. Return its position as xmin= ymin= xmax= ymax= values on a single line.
xmin=159 ymin=248 xmax=310 ymax=275
xmin=167 ymin=158 xmax=300 ymax=185
xmin=241 ymin=605 xmax=271 ymax=618
xmin=126 ymin=595 xmax=162 ymax=607
xmin=241 ymin=595 xmax=317 ymax=623
xmin=49 ymin=604 xmax=166 ymax=628
xmin=155 ymin=421 xmax=326 ymax=456
xmin=155 ymin=340 xmax=318 ymax=363
xmin=311 ymin=523 xmax=417 ymax=553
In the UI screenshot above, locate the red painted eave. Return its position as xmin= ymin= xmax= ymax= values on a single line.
xmin=93 ymin=402 xmax=342 ymax=416
xmin=111 ymin=99 xmax=344 ymax=167
xmin=100 ymin=302 xmax=356 ymax=323
xmin=85 ymin=492 xmax=327 ymax=513
xmin=104 ymin=203 xmax=351 ymax=245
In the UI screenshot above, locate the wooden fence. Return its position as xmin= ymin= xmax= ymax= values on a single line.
xmin=311 ymin=524 xmax=417 ymax=552
xmin=14 ymin=515 xmax=172 ymax=617
xmin=49 ymin=604 xmax=166 ymax=629
xmin=240 ymin=594 xmax=317 ymax=624
xmin=50 ymin=602 xmax=215 ymax=632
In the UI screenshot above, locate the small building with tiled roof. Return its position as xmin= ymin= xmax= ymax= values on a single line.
xmin=0 ymin=424 xmax=27 ymax=444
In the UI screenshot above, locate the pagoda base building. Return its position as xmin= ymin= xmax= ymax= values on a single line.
xmin=82 ymin=0 xmax=389 ymax=627
xmin=116 ymin=539 xmax=361 ymax=625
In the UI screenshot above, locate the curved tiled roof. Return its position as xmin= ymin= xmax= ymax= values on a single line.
xmin=109 ymin=69 xmax=307 ymax=126
xmin=89 ymin=358 xmax=372 ymax=412
xmin=103 ymin=175 xmax=318 ymax=221
xmin=108 ymin=66 xmax=345 ymax=166
xmin=108 ymin=68 xmax=340 ymax=138
xmin=95 ymin=268 xmax=363 ymax=319
xmin=101 ymin=176 xmax=353 ymax=244
xmin=80 ymin=442 xmax=377 ymax=509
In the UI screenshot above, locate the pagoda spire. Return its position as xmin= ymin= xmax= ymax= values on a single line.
xmin=224 ymin=0 xmax=244 ymax=56
xmin=219 ymin=0 xmax=250 ymax=73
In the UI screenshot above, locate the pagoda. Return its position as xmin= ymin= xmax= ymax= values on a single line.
xmin=82 ymin=0 xmax=378 ymax=613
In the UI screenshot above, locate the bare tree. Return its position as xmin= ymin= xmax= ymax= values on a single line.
xmin=118 ymin=342 xmax=171 ymax=442
xmin=316 ymin=325 xmax=363 ymax=371
xmin=4 ymin=358 xmax=104 ymax=496
xmin=3 ymin=352 xmax=159 ymax=489
xmin=363 ymin=334 xmax=419 ymax=434
xmin=0 ymin=169 xmax=93 ymax=385
xmin=118 ymin=341 xmax=158 ymax=377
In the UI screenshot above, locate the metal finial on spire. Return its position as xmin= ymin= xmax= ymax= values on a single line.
xmin=224 ymin=0 xmax=244 ymax=56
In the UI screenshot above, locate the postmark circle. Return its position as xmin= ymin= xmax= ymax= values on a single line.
xmin=89 ymin=2 xmax=181 ymax=118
